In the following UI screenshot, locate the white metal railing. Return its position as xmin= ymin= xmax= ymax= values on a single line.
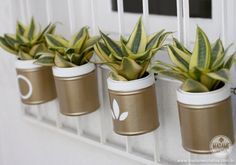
xmin=7 ymin=0 xmax=236 ymax=165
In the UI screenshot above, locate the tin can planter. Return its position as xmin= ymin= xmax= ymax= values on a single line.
xmin=52 ymin=63 xmax=100 ymax=116
xmin=177 ymin=84 xmax=235 ymax=154
xmin=107 ymin=74 xmax=159 ymax=136
xmin=16 ymin=60 xmax=57 ymax=105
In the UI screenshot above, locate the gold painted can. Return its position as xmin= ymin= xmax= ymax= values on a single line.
xmin=107 ymin=74 xmax=159 ymax=136
xmin=177 ymin=84 xmax=235 ymax=154
xmin=53 ymin=63 xmax=100 ymax=116
xmin=15 ymin=60 xmax=57 ymax=105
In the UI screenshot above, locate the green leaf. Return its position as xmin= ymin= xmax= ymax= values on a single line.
xmin=122 ymin=43 xmax=151 ymax=60
xmin=139 ymin=59 xmax=150 ymax=78
xmin=153 ymin=60 xmax=183 ymax=72
xmin=29 ymin=44 xmax=47 ymax=57
xmin=110 ymin=72 xmax=127 ymax=81
xmin=189 ymin=27 xmax=211 ymax=71
xmin=118 ymin=57 xmax=142 ymax=80
xmin=181 ymin=79 xmax=209 ymax=92
xmin=24 ymin=18 xmax=36 ymax=40
xmin=46 ymin=23 xmax=56 ymax=34
xmin=126 ymin=17 xmax=147 ymax=53
xmin=173 ymin=37 xmax=191 ymax=55
xmin=19 ymin=50 xmax=33 ymax=60
xmin=54 ymin=52 xmax=76 ymax=67
xmin=168 ymin=45 xmax=190 ymax=71
xmin=4 ymin=34 xmax=18 ymax=48
xmin=94 ymin=42 xmax=112 ymax=62
xmin=210 ymin=39 xmax=224 ymax=67
xmin=71 ymin=27 xmax=88 ymax=45
xmin=16 ymin=34 xmax=29 ymax=45
xmin=46 ymin=34 xmax=69 ymax=48
xmin=158 ymin=70 xmax=186 ymax=81
xmin=207 ymin=69 xmax=230 ymax=83
xmin=81 ymin=35 xmax=101 ymax=53
xmin=35 ymin=23 xmax=56 ymax=42
xmin=156 ymin=31 xmax=172 ymax=49
xmin=80 ymin=51 xmax=94 ymax=65
xmin=34 ymin=53 xmax=55 ymax=66
xmin=120 ymin=35 xmax=128 ymax=45
xmin=224 ymin=52 xmax=236 ymax=69
xmin=16 ymin=21 xmax=25 ymax=35
xmin=199 ymin=72 xmax=215 ymax=90
xmin=100 ymin=31 xmax=124 ymax=60
xmin=71 ymin=27 xmax=89 ymax=53
xmin=0 ymin=37 xmax=18 ymax=55
xmin=146 ymin=29 xmax=164 ymax=50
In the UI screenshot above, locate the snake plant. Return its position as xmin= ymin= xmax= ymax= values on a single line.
xmin=0 ymin=18 xmax=56 ymax=60
xmin=94 ymin=17 xmax=171 ymax=81
xmin=152 ymin=27 xmax=236 ymax=92
xmin=35 ymin=26 xmax=100 ymax=67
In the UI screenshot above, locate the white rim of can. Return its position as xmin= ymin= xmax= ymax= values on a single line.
xmin=15 ymin=59 xmax=42 ymax=69
xmin=107 ymin=73 xmax=155 ymax=92
xmin=52 ymin=63 xmax=95 ymax=78
xmin=177 ymin=83 xmax=231 ymax=105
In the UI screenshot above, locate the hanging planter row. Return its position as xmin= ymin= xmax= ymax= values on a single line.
xmin=0 ymin=17 xmax=235 ymax=154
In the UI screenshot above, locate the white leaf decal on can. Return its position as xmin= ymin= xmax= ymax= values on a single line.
xmin=113 ymin=99 xmax=120 ymax=119
xmin=112 ymin=99 xmax=128 ymax=121
xmin=17 ymin=75 xmax=33 ymax=100
xmin=119 ymin=112 xmax=128 ymax=121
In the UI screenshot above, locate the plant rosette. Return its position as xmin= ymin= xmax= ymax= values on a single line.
xmin=35 ymin=26 xmax=101 ymax=116
xmin=177 ymin=83 xmax=234 ymax=154
xmin=52 ymin=63 xmax=100 ymax=116
xmin=94 ymin=17 xmax=168 ymax=135
xmin=15 ymin=59 xmax=56 ymax=104
xmin=107 ymin=73 xmax=159 ymax=135
xmin=152 ymin=27 xmax=236 ymax=154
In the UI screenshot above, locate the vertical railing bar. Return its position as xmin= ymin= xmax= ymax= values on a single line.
xmin=67 ymin=0 xmax=83 ymax=135
xmin=66 ymin=0 xmax=83 ymax=135
xmin=90 ymin=0 xmax=106 ymax=143
xmin=234 ymin=0 xmax=236 ymax=50
xmin=117 ymin=0 xmax=131 ymax=152
xmin=67 ymin=0 xmax=76 ymax=34
xmin=221 ymin=0 xmax=227 ymax=46
xmin=25 ymin=0 xmax=44 ymax=121
xmin=55 ymin=99 xmax=63 ymax=128
xmin=126 ymin=137 xmax=132 ymax=153
xmin=117 ymin=0 xmax=124 ymax=34
xmin=143 ymin=0 xmax=159 ymax=161
xmin=142 ymin=0 xmax=149 ymax=33
xmin=37 ymin=105 xmax=43 ymax=121
xmin=153 ymin=130 xmax=160 ymax=162
xmin=19 ymin=0 xmax=27 ymax=24
xmin=176 ymin=0 xmax=184 ymax=42
xmin=9 ymin=0 xmax=25 ymax=116
xmin=25 ymin=0 xmax=32 ymax=21
xmin=90 ymin=0 xmax=97 ymax=35
xmin=45 ymin=0 xmax=53 ymax=24
xmin=182 ymin=0 xmax=190 ymax=47
xmin=45 ymin=0 xmax=62 ymax=128
xmin=97 ymin=68 xmax=106 ymax=144
xmin=9 ymin=0 xmax=15 ymax=32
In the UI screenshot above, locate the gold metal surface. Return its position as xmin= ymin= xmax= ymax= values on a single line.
xmin=109 ymin=84 xmax=159 ymax=136
xmin=16 ymin=67 xmax=57 ymax=105
xmin=178 ymin=97 xmax=235 ymax=154
xmin=54 ymin=70 xmax=100 ymax=116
